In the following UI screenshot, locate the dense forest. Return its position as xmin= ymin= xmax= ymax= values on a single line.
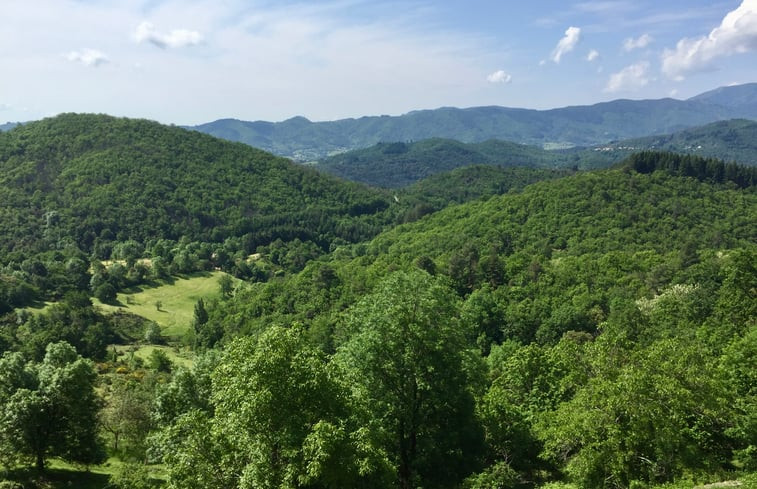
xmin=0 ymin=114 xmax=396 ymax=309
xmin=316 ymin=138 xmax=578 ymax=188
xmin=0 ymin=116 xmax=755 ymax=489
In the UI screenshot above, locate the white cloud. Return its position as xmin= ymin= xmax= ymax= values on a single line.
xmin=0 ymin=103 xmax=11 ymax=111
xmin=134 ymin=21 xmax=203 ymax=49
xmin=66 ymin=48 xmax=109 ymax=67
xmin=623 ymin=33 xmax=653 ymax=51
xmin=587 ymin=49 xmax=600 ymax=61
xmin=486 ymin=70 xmax=512 ymax=83
xmin=604 ymin=61 xmax=650 ymax=92
xmin=662 ymin=0 xmax=757 ymax=80
xmin=551 ymin=26 xmax=581 ymax=63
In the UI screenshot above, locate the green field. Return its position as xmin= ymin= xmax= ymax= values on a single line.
xmin=93 ymin=271 xmax=231 ymax=338
xmin=2 ymin=457 xmax=165 ymax=489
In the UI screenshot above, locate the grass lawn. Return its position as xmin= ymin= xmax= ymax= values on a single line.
xmin=2 ymin=457 xmax=165 ymax=488
xmin=93 ymin=271 xmax=230 ymax=338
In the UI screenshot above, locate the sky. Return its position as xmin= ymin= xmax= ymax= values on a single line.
xmin=2 ymin=0 xmax=757 ymax=125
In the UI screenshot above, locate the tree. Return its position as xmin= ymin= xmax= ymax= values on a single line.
xmin=94 ymin=282 xmax=117 ymax=304
xmin=100 ymin=377 xmax=154 ymax=459
xmin=335 ymin=271 xmax=485 ymax=489
xmin=536 ymin=338 xmax=735 ymax=488
xmin=210 ymin=326 xmax=361 ymax=489
xmin=0 ymin=342 xmax=105 ymax=471
xmin=218 ymin=274 xmax=234 ymax=299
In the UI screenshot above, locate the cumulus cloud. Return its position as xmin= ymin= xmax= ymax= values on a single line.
xmin=623 ymin=33 xmax=653 ymax=51
xmin=551 ymin=26 xmax=581 ymax=63
xmin=134 ymin=21 xmax=203 ymax=49
xmin=604 ymin=61 xmax=650 ymax=92
xmin=662 ymin=0 xmax=757 ymax=80
xmin=486 ymin=70 xmax=512 ymax=83
xmin=587 ymin=49 xmax=600 ymax=61
xmin=66 ymin=48 xmax=109 ymax=67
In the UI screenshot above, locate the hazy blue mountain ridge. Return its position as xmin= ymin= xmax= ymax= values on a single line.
xmin=190 ymin=83 xmax=757 ymax=160
xmin=315 ymin=119 xmax=757 ymax=188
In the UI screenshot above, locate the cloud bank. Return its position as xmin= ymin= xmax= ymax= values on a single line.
xmin=662 ymin=0 xmax=757 ymax=79
xmin=134 ymin=21 xmax=203 ymax=49
xmin=486 ymin=70 xmax=512 ymax=83
xmin=66 ymin=48 xmax=109 ymax=67
xmin=551 ymin=26 xmax=581 ymax=63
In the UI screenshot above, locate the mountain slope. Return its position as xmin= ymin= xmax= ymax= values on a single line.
xmin=593 ymin=118 xmax=757 ymax=165
xmin=317 ymin=138 xmax=579 ymax=188
xmin=0 ymin=113 xmax=392 ymax=260
xmin=210 ymin=163 xmax=757 ymax=345
xmin=190 ymin=83 xmax=757 ymax=160
xmin=315 ymin=119 xmax=757 ymax=188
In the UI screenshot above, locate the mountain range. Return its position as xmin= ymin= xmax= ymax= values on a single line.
xmin=189 ymin=83 xmax=757 ymax=160
xmin=316 ymin=119 xmax=757 ymax=188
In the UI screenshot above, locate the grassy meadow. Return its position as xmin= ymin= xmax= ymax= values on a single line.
xmin=93 ymin=271 xmax=231 ymax=338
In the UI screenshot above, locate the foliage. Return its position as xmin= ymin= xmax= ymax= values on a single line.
xmin=0 ymin=113 xmax=393 ymax=304
xmin=627 ymin=151 xmax=757 ymax=188
xmin=317 ymin=138 xmax=574 ymax=188
xmin=0 ymin=342 xmax=105 ymax=471
xmin=335 ymin=271 xmax=486 ymax=488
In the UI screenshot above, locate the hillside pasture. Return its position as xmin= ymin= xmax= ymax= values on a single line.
xmin=93 ymin=271 xmax=230 ymax=338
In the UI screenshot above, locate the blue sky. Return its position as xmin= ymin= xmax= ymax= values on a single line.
xmin=2 ymin=0 xmax=757 ymax=124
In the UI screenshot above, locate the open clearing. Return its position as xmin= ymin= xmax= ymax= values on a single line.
xmin=93 ymin=271 xmax=230 ymax=338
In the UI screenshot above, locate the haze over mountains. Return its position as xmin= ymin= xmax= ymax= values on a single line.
xmin=189 ymin=83 xmax=757 ymax=161
xmin=317 ymin=119 xmax=757 ymax=188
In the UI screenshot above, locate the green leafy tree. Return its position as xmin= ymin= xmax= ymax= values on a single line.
xmin=94 ymin=282 xmax=117 ymax=304
xmin=218 ymin=274 xmax=234 ymax=298
xmin=100 ymin=377 xmax=154 ymax=459
xmin=336 ymin=271 xmax=485 ymax=489
xmin=0 ymin=342 xmax=105 ymax=471
xmin=537 ymin=338 xmax=735 ymax=488
xmin=210 ymin=326 xmax=361 ymax=489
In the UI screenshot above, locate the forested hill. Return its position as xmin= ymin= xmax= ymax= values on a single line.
xmin=215 ymin=165 xmax=757 ymax=339
xmin=316 ymin=138 xmax=575 ymax=188
xmin=192 ymin=164 xmax=756 ymax=488
xmin=595 ymin=118 xmax=757 ymax=164
xmin=315 ymin=120 xmax=757 ymax=188
xmin=190 ymin=83 xmax=757 ymax=160
xmin=0 ymin=113 xmax=392 ymax=261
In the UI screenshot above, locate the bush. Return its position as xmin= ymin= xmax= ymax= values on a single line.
xmin=148 ymin=349 xmax=172 ymax=373
xmin=110 ymin=462 xmax=154 ymax=489
xmin=94 ymin=282 xmax=117 ymax=304
xmin=143 ymin=322 xmax=163 ymax=344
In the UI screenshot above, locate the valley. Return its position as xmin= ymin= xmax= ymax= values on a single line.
xmin=0 ymin=92 xmax=756 ymax=489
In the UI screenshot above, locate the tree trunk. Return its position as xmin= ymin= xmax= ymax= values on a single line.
xmin=36 ymin=450 xmax=45 ymax=472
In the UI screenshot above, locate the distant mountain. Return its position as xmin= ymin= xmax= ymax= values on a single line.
xmin=0 ymin=122 xmax=20 ymax=132
xmin=584 ymin=119 xmax=757 ymax=167
xmin=190 ymin=83 xmax=757 ymax=160
xmin=688 ymin=82 xmax=757 ymax=114
xmin=314 ymin=119 xmax=757 ymax=188
xmin=317 ymin=138 xmax=577 ymax=188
